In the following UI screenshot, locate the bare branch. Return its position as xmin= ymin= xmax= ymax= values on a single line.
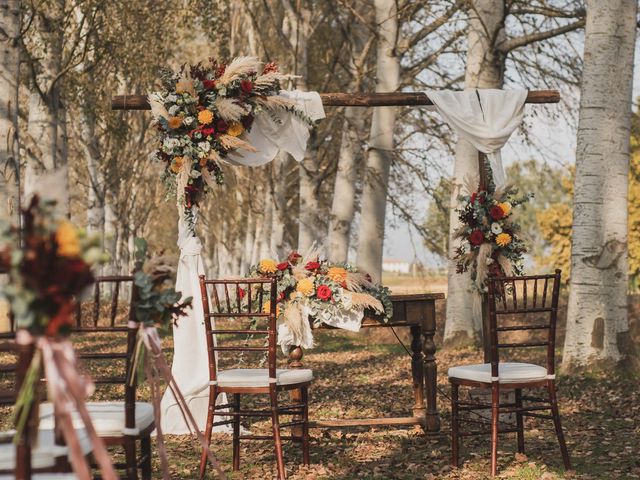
xmin=497 ymin=18 xmax=585 ymax=54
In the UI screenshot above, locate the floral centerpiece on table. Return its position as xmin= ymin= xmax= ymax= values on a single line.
xmin=248 ymin=250 xmax=393 ymax=349
xmin=149 ymin=56 xmax=314 ymax=225
xmin=453 ymin=182 xmax=531 ymax=292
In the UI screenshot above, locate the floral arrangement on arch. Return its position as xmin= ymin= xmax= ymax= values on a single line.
xmin=149 ymin=56 xmax=314 ymax=225
xmin=453 ymin=180 xmax=531 ymax=292
xmin=248 ymin=250 xmax=393 ymax=346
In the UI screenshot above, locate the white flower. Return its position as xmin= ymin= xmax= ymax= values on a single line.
xmin=163 ymin=137 xmax=180 ymax=150
xmin=183 ymin=116 xmax=194 ymax=126
xmin=491 ymin=222 xmax=503 ymax=234
xmin=168 ymin=105 xmax=180 ymax=115
xmin=486 ymin=257 xmax=494 ymax=265
xmin=198 ymin=141 xmax=211 ymax=152
xmin=217 ymin=86 xmax=227 ymax=96
xmin=166 ymin=94 xmax=178 ymax=103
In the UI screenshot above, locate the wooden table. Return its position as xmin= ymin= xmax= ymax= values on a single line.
xmin=287 ymin=293 xmax=444 ymax=434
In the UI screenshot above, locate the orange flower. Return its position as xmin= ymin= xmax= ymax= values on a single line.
xmin=327 ymin=267 xmax=348 ymax=284
xmin=262 ymin=300 xmax=281 ymax=316
xmin=170 ymin=156 xmax=184 ymax=173
xmin=175 ymin=79 xmax=195 ymax=97
xmin=227 ymin=121 xmax=244 ymax=137
xmin=198 ymin=109 xmax=214 ymax=125
xmin=56 ymin=221 xmax=80 ymax=258
xmin=168 ymin=116 xmax=182 ymax=129
xmin=496 ymin=233 xmax=512 ymax=247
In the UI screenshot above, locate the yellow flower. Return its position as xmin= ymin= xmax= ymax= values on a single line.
xmin=498 ymin=202 xmax=512 ymax=216
xmin=175 ymin=80 xmax=195 ymax=97
xmin=495 ymin=233 xmax=512 ymax=247
xmin=198 ymin=109 xmax=214 ymax=125
xmin=227 ymin=121 xmax=244 ymax=137
xmin=168 ymin=116 xmax=182 ymax=129
xmin=259 ymin=258 xmax=277 ymax=274
xmin=327 ymin=267 xmax=348 ymax=284
xmin=296 ymin=277 xmax=315 ymax=296
xmin=56 ymin=221 xmax=80 ymax=258
xmin=262 ymin=300 xmax=281 ymax=316
xmin=170 ymin=156 xmax=184 ymax=173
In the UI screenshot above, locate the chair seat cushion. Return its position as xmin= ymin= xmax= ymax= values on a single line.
xmin=216 ymin=368 xmax=313 ymax=388
xmin=448 ymin=362 xmax=549 ymax=384
xmin=0 ymin=427 xmax=91 ymax=471
xmin=39 ymin=402 xmax=155 ymax=437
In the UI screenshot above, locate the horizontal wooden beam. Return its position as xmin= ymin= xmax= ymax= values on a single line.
xmin=309 ymin=416 xmax=423 ymax=428
xmin=111 ymin=89 xmax=560 ymax=110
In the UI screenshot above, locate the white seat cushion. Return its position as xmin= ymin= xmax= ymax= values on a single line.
xmin=0 ymin=427 xmax=91 ymax=471
xmin=448 ymin=362 xmax=549 ymax=384
xmin=216 ymin=368 xmax=313 ymax=388
xmin=0 ymin=475 xmax=77 ymax=479
xmin=39 ymin=402 xmax=154 ymax=437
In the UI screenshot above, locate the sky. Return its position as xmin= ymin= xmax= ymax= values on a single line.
xmin=382 ymin=40 xmax=640 ymax=266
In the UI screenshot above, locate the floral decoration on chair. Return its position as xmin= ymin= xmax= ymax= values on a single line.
xmin=149 ymin=56 xmax=315 ymax=226
xmin=453 ymin=182 xmax=531 ymax=292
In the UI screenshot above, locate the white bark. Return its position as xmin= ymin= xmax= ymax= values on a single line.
xmin=270 ymin=154 xmax=289 ymax=258
xmin=328 ymin=107 xmax=365 ymax=263
xmin=563 ymin=0 xmax=636 ymax=370
xmin=443 ymin=0 xmax=505 ymax=347
xmin=355 ymin=0 xmax=400 ymax=282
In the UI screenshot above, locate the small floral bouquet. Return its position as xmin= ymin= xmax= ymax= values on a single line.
xmin=0 ymin=196 xmax=107 ymax=336
xmin=149 ymin=56 xmax=314 ymax=225
xmin=453 ymin=183 xmax=531 ymax=292
xmin=248 ymin=249 xmax=392 ymax=349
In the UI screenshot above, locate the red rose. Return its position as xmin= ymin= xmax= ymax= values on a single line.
xmin=277 ymin=291 xmax=286 ymax=302
xmin=216 ymin=119 xmax=228 ymax=133
xmin=201 ymin=127 xmax=215 ymax=137
xmin=202 ymin=79 xmax=216 ymax=90
xmin=240 ymin=80 xmax=253 ymax=94
xmin=305 ymin=261 xmax=320 ymax=271
xmin=469 ymin=229 xmax=485 ymax=246
xmin=489 ymin=205 xmax=505 ymax=220
xmin=316 ymin=285 xmax=332 ymax=301
xmin=238 ymin=287 xmax=246 ymax=299
xmin=478 ymin=192 xmax=487 ymax=204
xmin=277 ymin=262 xmax=289 ymax=271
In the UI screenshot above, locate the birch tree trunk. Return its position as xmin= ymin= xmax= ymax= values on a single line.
xmin=24 ymin=0 xmax=69 ymax=216
xmin=563 ymin=0 xmax=637 ymax=371
xmin=355 ymin=0 xmax=399 ymax=282
xmin=328 ymin=106 xmax=365 ymax=263
xmin=0 ymin=0 xmax=20 ymax=333
xmin=443 ymin=0 xmax=505 ymax=347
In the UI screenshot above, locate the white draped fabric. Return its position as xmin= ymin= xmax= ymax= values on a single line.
xmin=426 ymin=89 xmax=527 ymax=186
xmin=161 ymin=91 xmax=325 ymax=434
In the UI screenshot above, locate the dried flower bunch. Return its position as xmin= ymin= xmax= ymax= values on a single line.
xmin=149 ymin=56 xmax=313 ymax=226
xmin=453 ymin=180 xmax=531 ymax=292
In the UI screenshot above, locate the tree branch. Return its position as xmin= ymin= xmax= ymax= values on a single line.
xmin=497 ymin=18 xmax=585 ymax=54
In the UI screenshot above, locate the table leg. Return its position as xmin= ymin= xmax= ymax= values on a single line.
xmin=410 ymin=324 xmax=426 ymax=429
xmin=288 ymin=346 xmax=304 ymax=437
xmin=422 ymin=312 xmax=441 ymax=433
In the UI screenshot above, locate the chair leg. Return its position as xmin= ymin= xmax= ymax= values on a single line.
xmin=301 ymin=387 xmax=310 ymax=465
xmin=199 ymin=387 xmax=218 ymax=480
xmin=124 ymin=437 xmax=138 ymax=480
xmin=141 ymin=435 xmax=152 ymax=480
xmin=490 ymin=382 xmax=500 ymax=477
xmin=451 ymin=383 xmax=459 ymax=467
xmin=269 ymin=386 xmax=286 ymax=480
xmin=548 ymin=381 xmax=572 ymax=470
xmin=232 ymin=393 xmax=241 ymax=471
xmin=515 ymin=388 xmax=525 ymax=454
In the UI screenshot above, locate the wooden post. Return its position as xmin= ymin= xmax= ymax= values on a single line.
xmin=477 ymin=151 xmax=491 ymax=363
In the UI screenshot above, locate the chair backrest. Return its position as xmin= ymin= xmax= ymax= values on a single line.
xmin=0 ymin=335 xmax=38 ymax=478
xmin=487 ymin=269 xmax=562 ymax=378
xmin=198 ymin=276 xmax=278 ymax=384
xmin=72 ymin=275 xmax=139 ymax=430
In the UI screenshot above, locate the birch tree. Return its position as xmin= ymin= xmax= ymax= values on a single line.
xmin=443 ymin=0 xmax=585 ymax=347
xmin=563 ymin=0 xmax=637 ymax=371
xmin=355 ymin=0 xmax=400 ymax=282
xmin=0 ymin=0 xmax=20 ymax=228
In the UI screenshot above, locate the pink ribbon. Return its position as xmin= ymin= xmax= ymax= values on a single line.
xmin=16 ymin=330 xmax=117 ymax=480
xmin=130 ymin=323 xmax=225 ymax=479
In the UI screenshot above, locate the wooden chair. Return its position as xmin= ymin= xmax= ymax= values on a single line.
xmin=448 ymin=270 xmax=571 ymax=476
xmin=38 ymin=275 xmax=154 ymax=480
xmin=198 ymin=277 xmax=313 ymax=480
xmin=0 ymin=335 xmax=82 ymax=479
